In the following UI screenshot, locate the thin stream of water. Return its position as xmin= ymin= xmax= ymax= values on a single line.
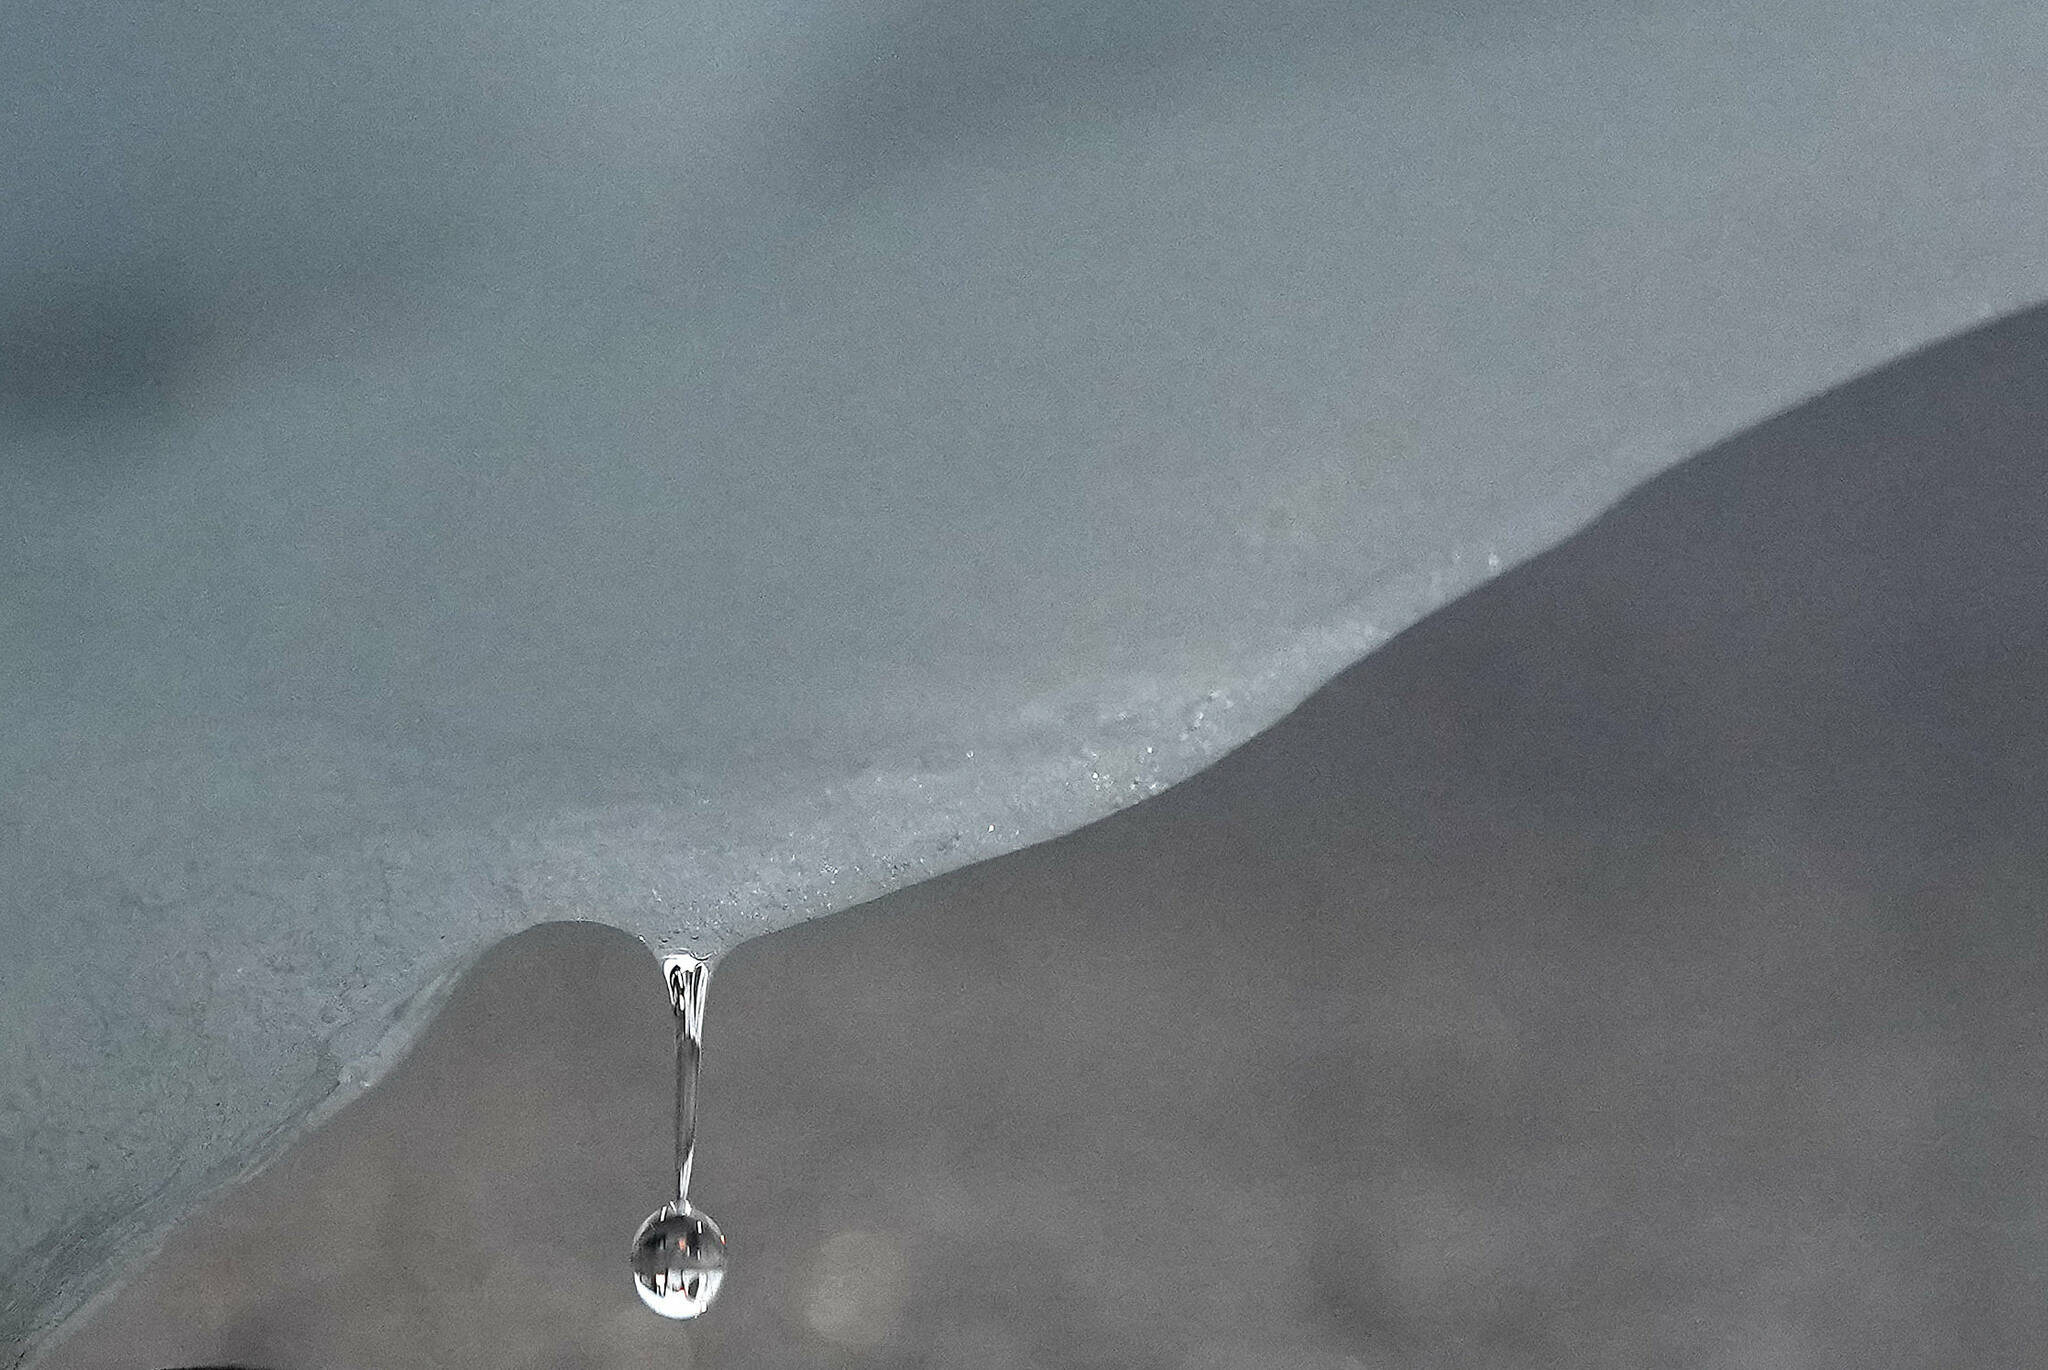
xmin=627 ymin=952 xmax=729 ymax=1319
xmin=669 ymin=954 xmax=707 ymax=1204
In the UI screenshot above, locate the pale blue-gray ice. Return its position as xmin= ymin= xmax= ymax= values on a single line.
xmin=5 ymin=0 xmax=2047 ymax=1359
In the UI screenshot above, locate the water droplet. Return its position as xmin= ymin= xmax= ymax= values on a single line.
xmin=629 ymin=951 xmax=729 ymax=1319
xmin=631 ymin=1202 xmax=729 ymax=1318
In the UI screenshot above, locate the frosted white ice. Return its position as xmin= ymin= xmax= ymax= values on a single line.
xmin=6 ymin=0 xmax=2048 ymax=1358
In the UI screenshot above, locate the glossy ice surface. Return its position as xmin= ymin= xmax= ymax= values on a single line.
xmin=7 ymin=0 xmax=2048 ymax=1359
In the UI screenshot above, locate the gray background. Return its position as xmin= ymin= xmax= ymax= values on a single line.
xmin=32 ymin=302 xmax=2048 ymax=1367
xmin=14 ymin=0 xmax=2048 ymax=1347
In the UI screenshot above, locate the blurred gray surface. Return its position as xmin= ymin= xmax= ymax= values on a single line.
xmin=28 ymin=302 xmax=2048 ymax=1367
xmin=10 ymin=0 xmax=2048 ymax=1353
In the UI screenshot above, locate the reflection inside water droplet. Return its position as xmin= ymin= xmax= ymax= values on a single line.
xmin=628 ymin=951 xmax=728 ymax=1319
xmin=631 ymin=1201 xmax=729 ymax=1318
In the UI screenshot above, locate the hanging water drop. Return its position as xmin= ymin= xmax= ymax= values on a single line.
xmin=629 ymin=951 xmax=730 ymax=1318
xmin=630 ymin=1202 xmax=728 ymax=1318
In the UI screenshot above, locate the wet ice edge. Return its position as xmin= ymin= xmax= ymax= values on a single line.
xmin=10 ymin=0 xmax=2048 ymax=1358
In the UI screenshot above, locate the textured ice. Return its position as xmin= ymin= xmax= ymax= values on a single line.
xmin=5 ymin=0 xmax=2048 ymax=1358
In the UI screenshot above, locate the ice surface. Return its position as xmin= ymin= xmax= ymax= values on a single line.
xmin=5 ymin=0 xmax=2048 ymax=1358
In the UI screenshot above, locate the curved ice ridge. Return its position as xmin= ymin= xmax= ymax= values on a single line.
xmin=11 ymin=0 xmax=2048 ymax=1358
